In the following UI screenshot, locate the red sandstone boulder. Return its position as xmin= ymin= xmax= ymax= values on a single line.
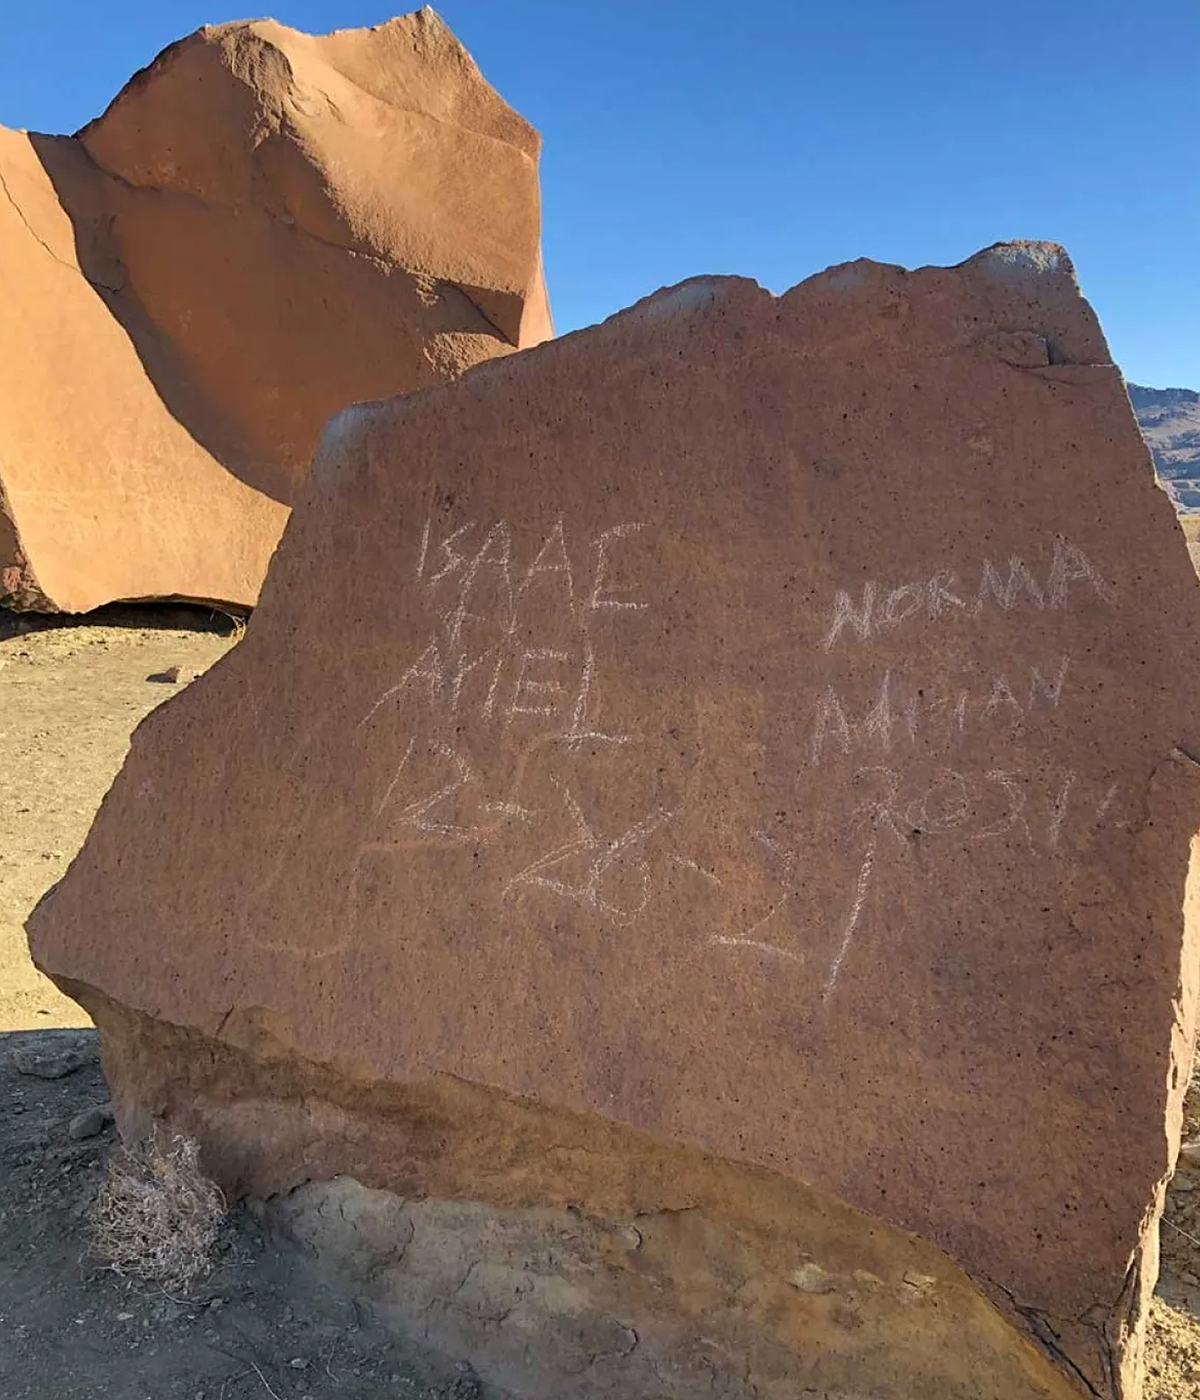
xmin=29 ymin=243 xmax=1200 ymax=1399
xmin=0 ymin=8 xmax=550 ymax=613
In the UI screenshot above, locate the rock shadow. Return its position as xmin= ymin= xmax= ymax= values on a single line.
xmin=28 ymin=132 xmax=293 ymax=506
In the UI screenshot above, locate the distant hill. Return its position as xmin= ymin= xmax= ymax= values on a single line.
xmin=1129 ymin=383 xmax=1200 ymax=509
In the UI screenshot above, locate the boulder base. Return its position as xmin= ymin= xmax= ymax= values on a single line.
xmin=30 ymin=243 xmax=1200 ymax=1399
xmin=73 ymin=989 xmax=1088 ymax=1400
xmin=0 ymin=8 xmax=550 ymax=612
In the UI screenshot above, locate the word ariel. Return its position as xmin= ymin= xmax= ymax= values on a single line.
xmin=362 ymin=508 xmax=650 ymax=743
xmin=810 ymin=655 xmax=1070 ymax=765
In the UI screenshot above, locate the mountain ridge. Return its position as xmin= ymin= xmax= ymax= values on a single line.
xmin=1129 ymin=381 xmax=1200 ymax=509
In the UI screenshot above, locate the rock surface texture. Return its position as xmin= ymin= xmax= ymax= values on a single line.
xmin=0 ymin=8 xmax=550 ymax=613
xmin=30 ymin=243 xmax=1200 ymax=1400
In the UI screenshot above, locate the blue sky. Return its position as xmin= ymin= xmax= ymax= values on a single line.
xmin=3 ymin=1 xmax=1197 ymax=387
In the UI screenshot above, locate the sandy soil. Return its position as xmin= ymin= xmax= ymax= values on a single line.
xmin=1 ymin=609 xmax=1199 ymax=1398
xmin=0 ymin=608 xmax=238 ymax=1030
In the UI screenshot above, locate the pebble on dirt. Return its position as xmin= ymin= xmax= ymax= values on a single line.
xmin=12 ymin=1047 xmax=88 ymax=1080
xmin=67 ymin=1104 xmax=113 ymax=1140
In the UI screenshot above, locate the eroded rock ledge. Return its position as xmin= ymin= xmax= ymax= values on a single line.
xmin=76 ymin=986 xmax=1084 ymax=1400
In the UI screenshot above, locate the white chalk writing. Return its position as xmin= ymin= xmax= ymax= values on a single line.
xmin=343 ymin=509 xmax=1131 ymax=1005
xmin=363 ymin=510 xmax=649 ymax=743
xmin=809 ymin=655 xmax=1072 ymax=765
xmin=822 ymin=538 xmax=1111 ymax=650
xmin=502 ymin=781 xmax=676 ymax=926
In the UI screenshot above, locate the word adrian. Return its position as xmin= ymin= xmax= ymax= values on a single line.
xmin=810 ymin=655 xmax=1070 ymax=765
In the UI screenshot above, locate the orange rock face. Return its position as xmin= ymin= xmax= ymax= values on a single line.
xmin=0 ymin=9 xmax=550 ymax=613
xmin=30 ymin=244 xmax=1200 ymax=1399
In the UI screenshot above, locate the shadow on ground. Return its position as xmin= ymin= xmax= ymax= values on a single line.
xmin=0 ymin=602 xmax=245 ymax=644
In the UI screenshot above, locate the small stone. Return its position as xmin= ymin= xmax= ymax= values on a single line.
xmin=1179 ymin=1140 xmax=1200 ymax=1166
xmin=146 ymin=666 xmax=182 ymax=684
xmin=12 ymin=1047 xmax=86 ymax=1079
xmin=789 ymin=1262 xmax=836 ymax=1293
xmin=68 ymin=1103 xmax=114 ymax=1140
xmin=289 ymin=1358 xmax=309 ymax=1370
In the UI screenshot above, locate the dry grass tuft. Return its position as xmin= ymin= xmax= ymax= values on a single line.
xmin=90 ymin=1127 xmax=226 ymax=1291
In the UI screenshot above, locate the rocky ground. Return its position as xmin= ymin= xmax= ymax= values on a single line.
xmin=1155 ymin=1062 xmax=1200 ymax=1396
xmin=0 ymin=1027 xmax=476 ymax=1400
xmin=1 ymin=608 xmax=1198 ymax=1398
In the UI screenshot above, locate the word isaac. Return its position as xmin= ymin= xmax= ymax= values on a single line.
xmin=363 ymin=511 xmax=648 ymax=743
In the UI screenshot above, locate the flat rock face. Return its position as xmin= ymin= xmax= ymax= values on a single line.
xmin=30 ymin=243 xmax=1200 ymax=1398
xmin=0 ymin=8 xmax=550 ymax=613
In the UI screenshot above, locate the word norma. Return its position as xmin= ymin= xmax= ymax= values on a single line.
xmin=822 ymin=537 xmax=1112 ymax=651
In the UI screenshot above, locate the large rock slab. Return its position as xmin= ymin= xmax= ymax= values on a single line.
xmin=30 ymin=243 xmax=1200 ymax=1398
xmin=0 ymin=8 xmax=550 ymax=613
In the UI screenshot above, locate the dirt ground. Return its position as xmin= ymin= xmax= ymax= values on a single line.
xmin=0 ymin=607 xmax=239 ymax=1031
xmin=0 ymin=1027 xmax=477 ymax=1400
xmin=1 ymin=609 xmax=1199 ymax=1398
